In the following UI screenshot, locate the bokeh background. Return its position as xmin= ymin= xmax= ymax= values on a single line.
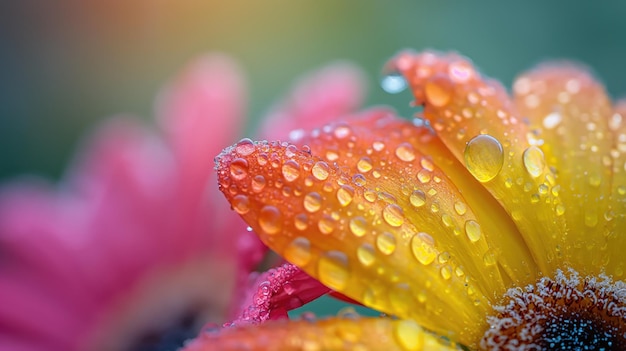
xmin=1 ymin=0 xmax=626 ymax=315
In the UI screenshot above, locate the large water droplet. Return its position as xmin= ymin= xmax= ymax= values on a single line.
xmin=311 ymin=161 xmax=330 ymax=181
xmin=464 ymin=134 xmax=504 ymax=182
xmin=259 ymin=205 xmax=282 ymax=235
xmin=318 ymin=251 xmax=350 ymax=290
xmin=411 ymin=232 xmax=437 ymax=265
xmin=336 ymin=186 xmax=354 ymax=207
xmin=395 ymin=142 xmax=416 ymax=162
xmin=349 ymin=216 xmax=368 ymax=237
xmin=356 ymin=243 xmax=376 ymax=267
xmin=381 ymin=72 xmax=407 ymax=94
xmin=522 ymin=146 xmax=546 ymax=178
xmin=284 ymin=237 xmax=312 ymax=266
xmin=376 ymin=232 xmax=397 ymax=255
xmin=232 ymin=194 xmax=250 ymax=215
xmin=229 ymin=158 xmax=249 ymax=180
xmin=318 ymin=215 xmax=336 ymax=234
xmin=281 ymin=160 xmax=301 ymax=182
xmin=394 ymin=320 xmax=424 ymax=350
xmin=357 ymin=157 xmax=373 ymax=173
xmin=235 ymin=138 xmax=256 ymax=156
xmin=409 ymin=190 xmax=426 ymax=208
xmin=382 ymin=204 xmax=405 ymax=227
xmin=424 ymin=76 xmax=452 ymax=107
xmin=251 ymin=175 xmax=266 ymax=192
xmin=304 ymin=192 xmax=322 ymax=213
xmin=464 ymin=220 xmax=482 ymax=242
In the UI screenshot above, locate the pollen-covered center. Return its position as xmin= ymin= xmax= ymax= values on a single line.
xmin=481 ymin=269 xmax=626 ymax=350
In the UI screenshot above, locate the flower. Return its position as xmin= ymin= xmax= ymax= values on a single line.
xmin=188 ymin=51 xmax=626 ymax=350
xmin=0 ymin=54 xmax=366 ymax=351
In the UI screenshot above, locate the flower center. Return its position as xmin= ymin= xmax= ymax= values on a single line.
xmin=480 ymin=269 xmax=626 ymax=350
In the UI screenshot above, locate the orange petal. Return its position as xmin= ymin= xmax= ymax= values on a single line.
xmin=388 ymin=51 xmax=565 ymax=275
xmin=216 ymin=109 xmax=534 ymax=346
xmin=183 ymin=317 xmax=463 ymax=351
xmin=512 ymin=64 xmax=615 ymax=275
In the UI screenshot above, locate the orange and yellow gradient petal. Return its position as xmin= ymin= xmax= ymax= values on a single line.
xmin=184 ymin=316 xmax=461 ymax=351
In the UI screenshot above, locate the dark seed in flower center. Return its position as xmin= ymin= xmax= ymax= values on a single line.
xmin=542 ymin=314 xmax=617 ymax=350
xmin=480 ymin=269 xmax=626 ymax=351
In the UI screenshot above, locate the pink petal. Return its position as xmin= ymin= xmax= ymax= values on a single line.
xmin=259 ymin=62 xmax=366 ymax=141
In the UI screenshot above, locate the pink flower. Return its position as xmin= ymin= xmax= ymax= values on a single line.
xmin=0 ymin=54 xmax=366 ymax=351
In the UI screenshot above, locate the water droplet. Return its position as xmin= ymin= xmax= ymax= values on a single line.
xmin=318 ymin=215 xmax=336 ymax=234
xmin=282 ymin=160 xmax=300 ymax=182
xmin=229 ymin=158 xmax=249 ymax=180
xmin=251 ymin=175 xmax=266 ymax=192
xmin=294 ymin=213 xmax=308 ymax=230
xmin=483 ymin=250 xmax=497 ymax=266
xmin=311 ymin=161 xmax=330 ymax=181
xmin=409 ymin=190 xmax=426 ymax=208
xmin=285 ymin=144 xmax=298 ymax=158
xmin=364 ymin=189 xmax=377 ymax=202
xmin=349 ymin=216 xmax=368 ymax=237
xmin=464 ymin=220 xmax=481 ymax=242
xmin=522 ymin=146 xmax=546 ymax=178
xmin=372 ymin=141 xmax=385 ymax=151
xmin=394 ymin=320 xmax=424 ymax=350
xmin=411 ymin=232 xmax=437 ymax=265
xmin=454 ymin=201 xmax=467 ymax=215
xmin=326 ymin=150 xmax=339 ymax=161
xmin=257 ymin=153 xmax=268 ymax=166
xmin=334 ymin=125 xmax=352 ymax=139
xmin=357 ymin=157 xmax=373 ymax=173
xmin=382 ymin=204 xmax=404 ymax=227
xmin=464 ymin=134 xmax=504 ymax=182
xmin=588 ymin=173 xmax=602 ymax=187
xmin=304 ymin=192 xmax=322 ymax=213
xmin=284 ymin=237 xmax=312 ymax=266
xmin=353 ymin=174 xmax=367 ymax=186
xmin=235 ymin=138 xmax=256 ymax=156
xmin=424 ymin=76 xmax=452 ymax=107
xmin=381 ymin=72 xmax=407 ymax=94
xmin=555 ymin=204 xmax=566 ymax=216
xmin=416 ymin=170 xmax=431 ymax=184
xmin=318 ymin=251 xmax=350 ymax=290
xmin=337 ymin=186 xmax=354 ymax=207
xmin=395 ymin=142 xmax=416 ymax=162
xmin=232 ymin=194 xmax=250 ymax=214
xmin=542 ymin=112 xmax=562 ymax=130
xmin=356 ymin=243 xmax=376 ymax=267
xmin=420 ymin=158 xmax=435 ymax=171
xmin=259 ymin=205 xmax=282 ymax=235
xmin=376 ymin=232 xmax=397 ymax=255
xmin=440 ymin=266 xmax=452 ymax=280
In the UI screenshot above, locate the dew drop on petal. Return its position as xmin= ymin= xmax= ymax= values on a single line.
xmin=454 ymin=201 xmax=467 ymax=215
xmin=284 ymin=237 xmax=312 ymax=266
xmin=334 ymin=125 xmax=352 ymax=139
xmin=304 ymin=192 xmax=322 ymax=213
xmin=411 ymin=232 xmax=437 ymax=265
xmin=318 ymin=215 xmax=336 ymax=234
xmin=522 ymin=146 xmax=546 ymax=178
xmin=464 ymin=134 xmax=504 ymax=182
xmin=395 ymin=142 xmax=416 ymax=162
xmin=542 ymin=112 xmax=562 ymax=130
xmin=464 ymin=220 xmax=482 ymax=243
xmin=318 ymin=251 xmax=350 ymax=290
xmin=424 ymin=76 xmax=452 ymax=107
xmin=235 ymin=138 xmax=256 ymax=156
xmin=251 ymin=175 xmax=266 ymax=192
xmin=394 ymin=320 xmax=424 ymax=350
xmin=294 ymin=213 xmax=308 ymax=231
xmin=349 ymin=216 xmax=368 ymax=237
xmin=383 ymin=204 xmax=405 ymax=227
xmin=311 ymin=161 xmax=330 ymax=181
xmin=229 ymin=158 xmax=249 ymax=180
xmin=357 ymin=157 xmax=373 ymax=173
xmin=282 ymin=160 xmax=300 ymax=182
xmin=337 ymin=186 xmax=354 ymax=207
xmin=409 ymin=190 xmax=426 ymax=208
xmin=259 ymin=205 xmax=282 ymax=235
xmin=381 ymin=72 xmax=407 ymax=94
xmin=356 ymin=243 xmax=376 ymax=267
xmin=232 ymin=194 xmax=250 ymax=214
xmin=376 ymin=232 xmax=397 ymax=255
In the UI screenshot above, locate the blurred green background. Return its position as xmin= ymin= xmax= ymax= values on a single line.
xmin=1 ymin=0 xmax=625 ymax=318
xmin=2 ymin=1 xmax=626 ymax=183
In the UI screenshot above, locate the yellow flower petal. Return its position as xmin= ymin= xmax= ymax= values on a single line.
xmin=183 ymin=316 xmax=462 ymax=351
xmin=388 ymin=51 xmax=567 ymax=275
xmin=513 ymin=65 xmax=616 ymax=275
xmin=217 ymin=110 xmax=538 ymax=344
